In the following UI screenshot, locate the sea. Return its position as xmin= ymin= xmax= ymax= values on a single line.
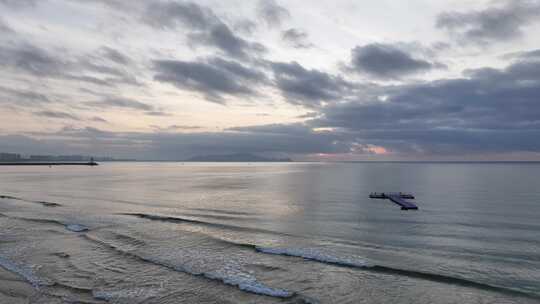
xmin=0 ymin=162 xmax=539 ymax=303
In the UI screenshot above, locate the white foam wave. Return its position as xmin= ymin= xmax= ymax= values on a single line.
xmin=86 ymin=235 xmax=294 ymax=299
xmin=65 ymin=224 xmax=89 ymax=232
xmin=204 ymin=269 xmax=293 ymax=298
xmin=145 ymin=256 xmax=294 ymax=298
xmin=256 ymin=247 xmax=370 ymax=268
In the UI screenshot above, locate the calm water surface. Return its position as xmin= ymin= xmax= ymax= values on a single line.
xmin=0 ymin=162 xmax=539 ymax=303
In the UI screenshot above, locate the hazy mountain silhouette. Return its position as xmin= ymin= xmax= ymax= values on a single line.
xmin=185 ymin=153 xmax=292 ymax=162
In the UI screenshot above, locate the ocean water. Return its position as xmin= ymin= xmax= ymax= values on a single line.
xmin=0 ymin=162 xmax=539 ymax=303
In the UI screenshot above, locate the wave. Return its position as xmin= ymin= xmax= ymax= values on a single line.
xmin=0 ymin=194 xmax=61 ymax=207
xmin=121 ymin=213 xmax=295 ymax=237
xmin=189 ymin=208 xmax=257 ymax=216
xmin=255 ymin=246 xmax=540 ymax=300
xmin=256 ymin=247 xmax=370 ymax=268
xmin=108 ymin=232 xmax=146 ymax=247
xmin=81 ymin=234 xmax=295 ymax=299
xmin=48 ymin=282 xmax=103 ymax=303
xmin=181 ymin=212 xmax=251 ymax=221
xmin=0 ymin=195 xmax=18 ymax=200
xmin=0 ymin=255 xmax=108 ymax=303
xmin=121 ymin=213 xmax=539 ymax=298
xmin=0 ymin=255 xmax=54 ymax=288
xmin=65 ymin=224 xmax=89 ymax=232
xmin=35 ymin=201 xmax=62 ymax=207
xmin=93 ymin=287 xmax=164 ymax=301
xmin=4 ymin=214 xmax=89 ymax=233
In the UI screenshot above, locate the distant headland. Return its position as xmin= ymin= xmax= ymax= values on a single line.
xmin=185 ymin=153 xmax=292 ymax=162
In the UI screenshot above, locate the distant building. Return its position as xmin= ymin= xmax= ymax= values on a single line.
xmin=0 ymin=153 xmax=21 ymax=161
xmin=0 ymin=152 xmax=128 ymax=162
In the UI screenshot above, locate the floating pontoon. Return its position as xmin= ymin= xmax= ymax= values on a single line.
xmin=369 ymin=192 xmax=419 ymax=210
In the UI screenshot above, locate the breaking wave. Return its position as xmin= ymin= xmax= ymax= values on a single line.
xmin=3 ymin=214 xmax=89 ymax=233
xmin=0 ymin=194 xmax=61 ymax=207
xmin=81 ymin=234 xmax=295 ymax=299
xmin=65 ymin=224 xmax=89 ymax=232
xmin=256 ymin=246 xmax=371 ymax=268
xmin=0 ymin=255 xmax=54 ymax=288
xmin=121 ymin=213 xmax=295 ymax=237
xmin=255 ymin=246 xmax=540 ymax=299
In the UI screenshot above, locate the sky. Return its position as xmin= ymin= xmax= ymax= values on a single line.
xmin=1 ymin=0 xmax=540 ymax=161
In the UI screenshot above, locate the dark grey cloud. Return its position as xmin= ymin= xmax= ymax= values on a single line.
xmin=0 ymin=135 xmax=63 ymax=156
xmin=234 ymin=19 xmax=257 ymax=35
xmin=79 ymin=47 xmax=140 ymax=86
xmin=1 ymin=124 xmax=350 ymax=160
xmin=145 ymin=111 xmax=172 ymax=117
xmin=2 ymin=127 xmax=152 ymax=157
xmin=168 ymin=125 xmax=202 ymax=130
xmin=0 ymin=43 xmax=64 ymax=77
xmin=436 ymin=0 xmax=540 ymax=44
xmin=153 ymin=126 xmax=348 ymax=158
xmin=0 ymin=85 xmax=51 ymax=105
xmin=502 ymin=49 xmax=540 ymax=60
xmin=257 ymin=0 xmax=290 ymax=27
xmin=67 ymin=75 xmax=115 ymax=87
xmin=86 ymin=97 xmax=153 ymax=111
xmin=0 ymin=18 xmax=13 ymax=33
xmin=269 ymin=61 xmax=353 ymax=107
xmin=145 ymin=1 xmax=263 ymax=59
xmin=309 ymin=55 xmax=540 ymax=154
xmin=349 ymin=43 xmax=440 ymax=79
xmin=151 ymin=125 xmax=203 ymax=131
xmin=99 ymin=46 xmax=132 ymax=65
xmin=229 ymin=123 xmax=314 ymax=135
xmin=188 ymin=23 xmax=266 ymax=59
xmin=34 ymin=110 xmax=78 ymax=120
xmin=282 ymin=28 xmax=313 ymax=48
xmin=144 ymin=1 xmax=217 ymax=30
xmin=153 ymin=57 xmax=267 ymax=103
xmin=79 ymin=62 xmax=125 ymax=78
xmin=73 ymin=2 xmax=265 ymax=59
xmin=2 ymin=0 xmax=540 ymax=160
xmin=0 ymin=42 xmax=139 ymax=87
xmin=7 ymin=48 xmax=540 ymax=161
xmin=70 ymin=0 xmax=138 ymax=11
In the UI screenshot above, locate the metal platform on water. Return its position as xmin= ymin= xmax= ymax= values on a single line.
xmin=369 ymin=192 xmax=419 ymax=210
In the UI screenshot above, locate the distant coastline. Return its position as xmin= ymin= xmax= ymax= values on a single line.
xmin=184 ymin=153 xmax=292 ymax=162
xmin=3 ymin=151 xmax=540 ymax=164
xmin=0 ymin=152 xmax=133 ymax=163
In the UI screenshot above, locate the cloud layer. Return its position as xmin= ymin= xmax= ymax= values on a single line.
xmin=1 ymin=0 xmax=540 ymax=160
xmin=437 ymin=0 xmax=540 ymax=44
xmin=349 ymin=43 xmax=441 ymax=79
